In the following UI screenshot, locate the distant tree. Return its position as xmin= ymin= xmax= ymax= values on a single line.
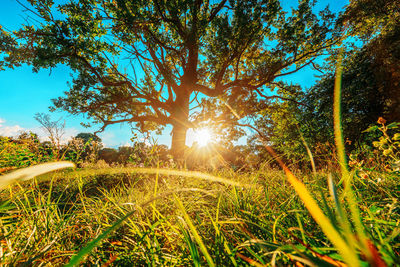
xmin=0 ymin=0 xmax=341 ymax=158
xmin=247 ymin=84 xmax=313 ymax=167
xmin=34 ymin=113 xmax=65 ymax=158
xmin=300 ymin=0 xmax=400 ymax=143
xmin=153 ymin=144 xmax=171 ymax=165
xmin=117 ymin=146 xmax=135 ymax=164
xmin=67 ymin=132 xmax=102 ymax=163
xmin=75 ymin=132 xmax=102 ymax=145
xmin=98 ymin=148 xmax=119 ymax=164
xmin=0 ymin=131 xmax=53 ymax=167
xmin=126 ymin=142 xmax=166 ymax=166
xmin=302 ymin=51 xmax=391 ymax=142
xmin=252 ymin=40 xmax=399 ymax=169
xmin=17 ymin=131 xmax=40 ymax=143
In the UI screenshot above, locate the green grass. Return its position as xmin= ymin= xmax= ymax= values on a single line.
xmin=1 ymin=59 xmax=400 ymax=265
xmin=0 ymin=165 xmax=399 ymax=266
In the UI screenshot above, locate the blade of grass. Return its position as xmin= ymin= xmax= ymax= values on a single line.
xmin=66 ymin=188 xmax=214 ymax=266
xmin=152 ymin=161 xmax=160 ymax=221
xmin=333 ymin=51 xmax=349 ymax=178
xmin=173 ymin=193 xmax=215 ymax=267
xmin=333 ymin=50 xmax=371 ymax=261
xmin=262 ymin=144 xmax=360 ymax=266
xmin=65 ymin=208 xmax=136 ymax=267
xmin=206 ymin=209 xmax=238 ymax=266
xmin=179 ymin=221 xmax=201 ymax=267
xmin=236 ymin=252 xmax=266 ymax=267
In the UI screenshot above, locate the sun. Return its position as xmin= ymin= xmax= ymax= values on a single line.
xmin=194 ymin=128 xmax=212 ymax=147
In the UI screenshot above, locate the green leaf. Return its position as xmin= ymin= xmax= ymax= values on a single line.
xmin=387 ymin=122 xmax=400 ymax=129
xmin=363 ymin=125 xmax=379 ymax=133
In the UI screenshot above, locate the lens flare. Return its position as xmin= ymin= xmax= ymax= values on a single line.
xmin=194 ymin=128 xmax=212 ymax=147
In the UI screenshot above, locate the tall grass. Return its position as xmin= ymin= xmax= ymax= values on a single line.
xmin=1 ymin=61 xmax=399 ymax=265
xmin=0 ymin=161 xmax=399 ymax=265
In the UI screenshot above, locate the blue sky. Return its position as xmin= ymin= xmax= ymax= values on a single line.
xmin=0 ymin=0 xmax=348 ymax=148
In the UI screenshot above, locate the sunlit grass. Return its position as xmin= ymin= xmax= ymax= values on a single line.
xmin=1 ymin=59 xmax=399 ymax=265
xmin=1 ymin=164 xmax=398 ymax=265
xmin=63 ymin=167 xmax=247 ymax=187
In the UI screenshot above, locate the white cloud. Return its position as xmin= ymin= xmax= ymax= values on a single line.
xmin=0 ymin=124 xmax=25 ymax=137
xmin=122 ymin=141 xmax=132 ymax=147
xmin=0 ymin=118 xmax=25 ymax=137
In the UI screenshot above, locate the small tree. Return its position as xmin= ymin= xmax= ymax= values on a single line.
xmin=34 ymin=113 xmax=65 ymax=159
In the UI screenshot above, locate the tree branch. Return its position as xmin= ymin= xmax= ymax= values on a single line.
xmin=253 ymin=88 xmax=307 ymax=107
xmin=208 ymin=0 xmax=228 ymax=22
xmin=94 ymin=114 xmax=171 ymax=135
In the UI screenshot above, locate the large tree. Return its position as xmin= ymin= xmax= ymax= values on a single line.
xmin=0 ymin=0 xmax=340 ymax=158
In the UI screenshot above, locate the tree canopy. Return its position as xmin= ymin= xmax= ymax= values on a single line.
xmin=0 ymin=0 xmax=341 ymax=158
xmin=249 ymin=0 xmax=400 ymax=168
xmin=75 ymin=132 xmax=102 ymax=144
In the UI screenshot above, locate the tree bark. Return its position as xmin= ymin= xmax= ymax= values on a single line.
xmin=170 ymin=90 xmax=190 ymax=160
xmin=171 ymin=122 xmax=188 ymax=160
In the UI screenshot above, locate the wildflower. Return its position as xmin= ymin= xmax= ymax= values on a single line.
xmin=377 ymin=117 xmax=386 ymax=125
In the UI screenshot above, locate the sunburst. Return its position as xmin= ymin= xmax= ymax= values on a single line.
xmin=193 ymin=128 xmax=212 ymax=147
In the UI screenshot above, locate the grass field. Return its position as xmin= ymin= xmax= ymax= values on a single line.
xmin=1 ymin=164 xmax=399 ymax=266
xmin=1 ymin=62 xmax=399 ymax=266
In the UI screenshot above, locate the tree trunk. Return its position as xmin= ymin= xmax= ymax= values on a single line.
xmin=170 ymin=90 xmax=190 ymax=160
xmin=171 ymin=122 xmax=188 ymax=160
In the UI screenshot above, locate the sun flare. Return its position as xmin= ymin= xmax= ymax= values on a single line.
xmin=194 ymin=128 xmax=212 ymax=147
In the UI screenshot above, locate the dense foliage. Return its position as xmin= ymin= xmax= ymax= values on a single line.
xmin=0 ymin=133 xmax=51 ymax=169
xmin=0 ymin=132 xmax=102 ymax=168
xmin=248 ymin=0 xmax=400 ymax=168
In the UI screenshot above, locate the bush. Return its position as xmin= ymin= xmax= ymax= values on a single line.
xmin=0 ymin=133 xmax=54 ymax=168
